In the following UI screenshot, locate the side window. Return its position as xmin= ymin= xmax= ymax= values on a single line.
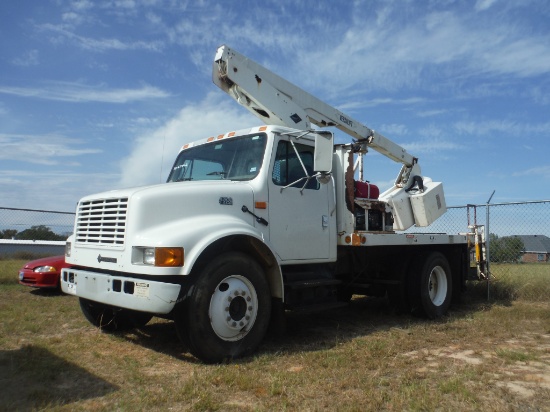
xmin=272 ymin=140 xmax=319 ymax=190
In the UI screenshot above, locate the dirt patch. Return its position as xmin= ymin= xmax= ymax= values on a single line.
xmin=404 ymin=332 xmax=550 ymax=400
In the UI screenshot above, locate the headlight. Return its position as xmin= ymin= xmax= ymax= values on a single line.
xmin=34 ymin=266 xmax=57 ymax=273
xmin=143 ymin=248 xmax=156 ymax=265
xmin=65 ymin=242 xmax=71 ymax=257
xmin=133 ymin=247 xmax=184 ymax=267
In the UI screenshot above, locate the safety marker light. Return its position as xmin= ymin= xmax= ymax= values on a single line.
xmin=155 ymin=247 xmax=184 ymax=267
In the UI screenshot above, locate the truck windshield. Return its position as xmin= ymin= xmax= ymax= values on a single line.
xmin=167 ymin=133 xmax=267 ymax=182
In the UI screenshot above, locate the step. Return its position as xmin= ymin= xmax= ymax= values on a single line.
xmin=288 ymin=301 xmax=349 ymax=314
xmin=284 ymin=278 xmax=342 ymax=290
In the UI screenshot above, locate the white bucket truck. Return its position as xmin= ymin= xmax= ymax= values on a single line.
xmin=61 ymin=45 xmax=477 ymax=363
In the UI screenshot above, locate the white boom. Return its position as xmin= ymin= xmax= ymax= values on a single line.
xmin=213 ymin=44 xmax=416 ymax=168
xmin=212 ymin=44 xmax=447 ymax=230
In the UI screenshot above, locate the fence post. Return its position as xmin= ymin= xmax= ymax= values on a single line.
xmin=485 ymin=190 xmax=495 ymax=300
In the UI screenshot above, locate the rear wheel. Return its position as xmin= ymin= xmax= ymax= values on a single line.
xmin=79 ymin=298 xmax=153 ymax=331
xmin=174 ymin=252 xmax=271 ymax=363
xmin=408 ymin=252 xmax=452 ymax=319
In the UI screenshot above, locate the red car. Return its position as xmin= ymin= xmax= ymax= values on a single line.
xmin=18 ymin=255 xmax=70 ymax=289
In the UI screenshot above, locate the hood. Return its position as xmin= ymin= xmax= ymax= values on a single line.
xmin=79 ymin=180 xmax=256 ymax=240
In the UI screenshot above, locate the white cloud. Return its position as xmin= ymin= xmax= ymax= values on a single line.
xmin=0 ymin=134 xmax=101 ymax=165
xmin=70 ymin=0 xmax=94 ymax=11
xmin=62 ymin=11 xmax=84 ymax=25
xmin=513 ymin=165 xmax=550 ymax=179
xmin=475 ymin=0 xmax=499 ymax=11
xmin=38 ymin=23 xmax=164 ymax=52
xmin=481 ymin=37 xmax=550 ymax=77
xmin=399 ymin=124 xmax=464 ymax=155
xmin=0 ymin=81 xmax=170 ymax=103
xmin=402 ymin=138 xmax=463 ymax=154
xmin=379 ymin=123 xmax=408 ymax=136
xmin=453 ymin=120 xmax=550 ymax=136
xmin=0 ymin=169 xmax=119 ymax=211
xmin=113 ymin=0 xmax=137 ymax=9
xmin=12 ymin=50 xmax=40 ymax=67
xmin=416 ymin=109 xmax=449 ymax=118
xmin=117 ymin=93 xmax=259 ymax=188
xmin=341 ymin=97 xmax=426 ymax=110
xmin=281 ymin=3 xmax=550 ymax=97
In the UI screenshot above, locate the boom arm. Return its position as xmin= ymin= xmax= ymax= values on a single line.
xmin=213 ymin=44 xmax=416 ymax=168
xmin=212 ymin=44 xmax=447 ymax=230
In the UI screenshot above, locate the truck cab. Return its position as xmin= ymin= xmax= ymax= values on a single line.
xmin=62 ymin=125 xmax=342 ymax=362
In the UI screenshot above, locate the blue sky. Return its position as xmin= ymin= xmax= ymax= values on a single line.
xmin=1 ymin=0 xmax=549 ymax=213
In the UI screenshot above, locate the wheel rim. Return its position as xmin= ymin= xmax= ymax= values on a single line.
xmin=209 ymin=275 xmax=258 ymax=341
xmin=428 ymin=265 xmax=448 ymax=306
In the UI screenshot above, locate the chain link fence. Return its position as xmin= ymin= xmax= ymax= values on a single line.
xmin=0 ymin=207 xmax=75 ymax=240
xmin=406 ymin=200 xmax=550 ymax=301
xmin=0 ymin=207 xmax=75 ymax=259
xmin=1 ymin=202 xmax=549 ymax=296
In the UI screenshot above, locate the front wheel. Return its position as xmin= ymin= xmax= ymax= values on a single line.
xmin=408 ymin=252 xmax=452 ymax=319
xmin=174 ymin=252 xmax=271 ymax=363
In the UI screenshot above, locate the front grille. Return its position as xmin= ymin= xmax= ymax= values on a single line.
xmin=75 ymin=197 xmax=128 ymax=247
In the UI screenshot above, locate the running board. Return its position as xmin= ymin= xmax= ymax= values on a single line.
xmin=288 ymin=301 xmax=349 ymax=314
xmin=283 ymin=278 xmax=344 ymax=311
xmin=284 ymin=278 xmax=342 ymax=289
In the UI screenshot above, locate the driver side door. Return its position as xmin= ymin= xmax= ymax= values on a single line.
xmin=267 ymin=137 xmax=331 ymax=261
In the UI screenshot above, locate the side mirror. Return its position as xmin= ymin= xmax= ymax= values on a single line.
xmin=314 ymin=131 xmax=333 ymax=174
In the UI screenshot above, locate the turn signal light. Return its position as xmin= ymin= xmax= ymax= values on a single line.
xmin=155 ymin=247 xmax=184 ymax=267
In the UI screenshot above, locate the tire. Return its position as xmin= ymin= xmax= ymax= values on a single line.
xmin=174 ymin=252 xmax=271 ymax=363
xmin=79 ymin=298 xmax=153 ymax=331
xmin=408 ymin=252 xmax=452 ymax=319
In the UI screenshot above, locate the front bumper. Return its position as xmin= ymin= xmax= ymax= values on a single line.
xmin=19 ymin=270 xmax=59 ymax=288
xmin=61 ymin=268 xmax=181 ymax=314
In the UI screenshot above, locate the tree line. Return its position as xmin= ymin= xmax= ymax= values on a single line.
xmin=0 ymin=225 xmax=67 ymax=241
xmin=0 ymin=226 xmax=527 ymax=261
xmin=489 ymin=234 xmax=525 ymax=263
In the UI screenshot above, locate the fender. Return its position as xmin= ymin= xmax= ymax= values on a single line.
xmin=132 ymin=214 xmax=284 ymax=300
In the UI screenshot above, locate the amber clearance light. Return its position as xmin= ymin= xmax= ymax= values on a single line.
xmin=155 ymin=247 xmax=184 ymax=267
xmin=139 ymin=247 xmax=184 ymax=267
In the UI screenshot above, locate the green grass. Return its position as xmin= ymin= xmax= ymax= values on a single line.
xmin=1 ymin=260 xmax=549 ymax=411
xmin=489 ymin=263 xmax=550 ymax=301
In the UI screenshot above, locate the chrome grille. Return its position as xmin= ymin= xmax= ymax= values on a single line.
xmin=75 ymin=197 xmax=128 ymax=246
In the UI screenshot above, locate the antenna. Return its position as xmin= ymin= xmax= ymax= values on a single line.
xmin=159 ymin=133 xmax=166 ymax=183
